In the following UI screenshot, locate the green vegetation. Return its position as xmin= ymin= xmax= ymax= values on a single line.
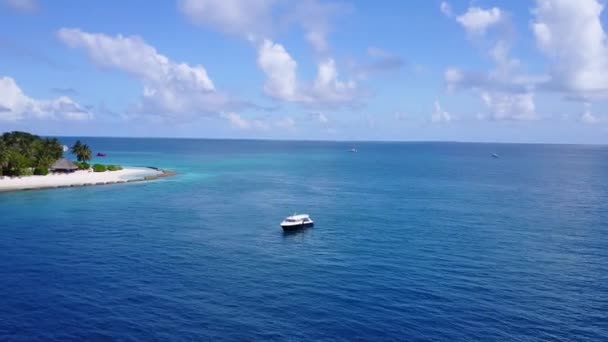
xmin=0 ymin=132 xmax=124 ymax=178
xmin=0 ymin=132 xmax=123 ymax=177
xmin=73 ymin=161 xmax=90 ymax=170
xmin=0 ymin=131 xmax=63 ymax=177
xmin=92 ymin=164 xmax=107 ymax=172
xmin=71 ymin=140 xmax=92 ymax=163
xmin=34 ymin=166 xmax=49 ymax=175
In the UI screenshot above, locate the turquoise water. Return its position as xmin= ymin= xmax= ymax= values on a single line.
xmin=1 ymin=139 xmax=607 ymax=341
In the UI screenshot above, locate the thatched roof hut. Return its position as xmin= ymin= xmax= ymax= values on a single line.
xmin=50 ymin=158 xmax=78 ymax=172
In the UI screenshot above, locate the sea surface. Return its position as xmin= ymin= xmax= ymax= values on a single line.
xmin=1 ymin=139 xmax=607 ymax=341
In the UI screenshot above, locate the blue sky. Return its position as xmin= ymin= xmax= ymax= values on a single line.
xmin=1 ymin=0 xmax=608 ymax=143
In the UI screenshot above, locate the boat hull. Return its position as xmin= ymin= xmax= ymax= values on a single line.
xmin=281 ymin=222 xmax=314 ymax=231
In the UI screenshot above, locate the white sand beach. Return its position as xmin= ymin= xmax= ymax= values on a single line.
xmin=0 ymin=167 xmax=165 ymax=192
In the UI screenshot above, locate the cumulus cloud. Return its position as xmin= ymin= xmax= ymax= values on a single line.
xmin=57 ymin=28 xmax=240 ymax=118
xmin=256 ymin=39 xmax=359 ymax=107
xmin=57 ymin=28 xmax=214 ymax=91
xmin=480 ymin=91 xmax=537 ymax=121
xmin=431 ymin=101 xmax=451 ymax=123
xmin=0 ymin=76 xmax=92 ymax=121
xmin=581 ymin=111 xmax=600 ymax=124
xmin=177 ymin=0 xmax=276 ymax=39
xmin=443 ymin=4 xmax=542 ymax=121
xmin=309 ymin=111 xmax=328 ymax=123
xmin=456 ymin=6 xmax=502 ymax=36
xmin=3 ymin=0 xmax=38 ymax=12
xmin=177 ymin=0 xmax=347 ymax=53
xmin=444 ymin=64 xmax=540 ymax=121
xmin=257 ymin=39 xmax=299 ymax=101
xmin=178 ymin=1 xmax=359 ymax=108
xmin=311 ymin=58 xmax=358 ymax=104
xmin=444 ymin=67 xmax=464 ymax=92
xmin=289 ymin=0 xmax=350 ymax=53
xmin=532 ymin=0 xmax=608 ymax=96
xmin=221 ymin=112 xmax=250 ymax=129
xmin=440 ymin=2 xmax=452 ymax=17
xmin=580 ymin=103 xmax=603 ymax=124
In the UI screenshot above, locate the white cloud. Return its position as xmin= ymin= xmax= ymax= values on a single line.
xmin=431 ymin=101 xmax=451 ymax=123
xmin=57 ymin=28 xmax=238 ymax=118
xmin=220 ymin=112 xmax=301 ymax=131
xmin=444 ymin=5 xmax=543 ymax=122
xmin=310 ymin=112 xmax=328 ymax=123
xmin=445 ymin=67 xmax=464 ymax=92
xmin=580 ymin=103 xmax=603 ymax=124
xmin=456 ymin=6 xmax=502 ymax=35
xmin=311 ymin=58 xmax=358 ymax=104
xmin=257 ymin=39 xmax=299 ymax=101
xmin=177 ymin=0 xmax=275 ymax=39
xmin=0 ymin=76 xmax=92 ymax=121
xmin=221 ymin=112 xmax=250 ymax=129
xmin=581 ymin=111 xmax=600 ymax=124
xmin=57 ymin=28 xmax=214 ymax=91
xmin=480 ymin=91 xmax=537 ymax=121
xmin=445 ymin=66 xmax=540 ymax=121
xmin=532 ymin=0 xmax=608 ymax=95
xmin=177 ymin=0 xmax=346 ymax=53
xmin=289 ymin=0 xmax=349 ymax=53
xmin=440 ymin=2 xmax=452 ymax=17
xmin=220 ymin=112 xmax=276 ymax=130
xmin=256 ymin=39 xmax=358 ymax=107
xmin=3 ymin=0 xmax=37 ymax=12
xmin=178 ymin=1 xmax=357 ymax=108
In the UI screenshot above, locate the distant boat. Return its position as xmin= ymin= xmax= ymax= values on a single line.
xmin=280 ymin=214 xmax=314 ymax=231
xmin=97 ymin=152 xmax=106 ymax=157
xmin=349 ymin=147 xmax=358 ymax=152
xmin=491 ymin=153 xmax=499 ymax=158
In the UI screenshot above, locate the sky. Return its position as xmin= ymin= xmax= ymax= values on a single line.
xmin=1 ymin=0 xmax=608 ymax=143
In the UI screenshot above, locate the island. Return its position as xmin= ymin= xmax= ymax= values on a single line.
xmin=0 ymin=131 xmax=175 ymax=192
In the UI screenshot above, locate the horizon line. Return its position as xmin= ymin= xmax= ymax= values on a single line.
xmin=41 ymin=134 xmax=608 ymax=147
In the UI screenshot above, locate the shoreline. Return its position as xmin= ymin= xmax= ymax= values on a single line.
xmin=0 ymin=167 xmax=176 ymax=193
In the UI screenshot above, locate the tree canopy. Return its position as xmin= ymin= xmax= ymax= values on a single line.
xmin=0 ymin=131 xmax=64 ymax=176
xmin=71 ymin=140 xmax=92 ymax=163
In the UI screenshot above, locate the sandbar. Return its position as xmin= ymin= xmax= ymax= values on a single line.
xmin=0 ymin=167 xmax=175 ymax=192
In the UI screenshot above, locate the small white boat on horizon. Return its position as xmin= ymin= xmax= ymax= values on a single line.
xmin=349 ymin=147 xmax=358 ymax=152
xmin=280 ymin=214 xmax=314 ymax=231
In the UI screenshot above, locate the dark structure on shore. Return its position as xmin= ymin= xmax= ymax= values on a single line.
xmin=50 ymin=158 xmax=78 ymax=173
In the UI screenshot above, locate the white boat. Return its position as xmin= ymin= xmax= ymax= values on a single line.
xmin=349 ymin=147 xmax=358 ymax=152
xmin=280 ymin=214 xmax=314 ymax=231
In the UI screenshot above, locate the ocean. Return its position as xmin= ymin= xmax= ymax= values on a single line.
xmin=1 ymin=138 xmax=606 ymax=341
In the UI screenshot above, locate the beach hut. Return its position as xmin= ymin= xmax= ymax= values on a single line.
xmin=50 ymin=158 xmax=78 ymax=173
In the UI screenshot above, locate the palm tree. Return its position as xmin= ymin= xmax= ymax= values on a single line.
xmin=70 ymin=140 xmax=92 ymax=163
xmin=71 ymin=140 xmax=82 ymax=157
xmin=0 ymin=140 xmax=7 ymax=176
xmin=78 ymin=144 xmax=92 ymax=163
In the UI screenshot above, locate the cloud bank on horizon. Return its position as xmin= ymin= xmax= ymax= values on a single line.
xmin=1 ymin=0 xmax=608 ymax=142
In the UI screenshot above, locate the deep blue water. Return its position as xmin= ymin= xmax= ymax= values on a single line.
xmin=1 ymin=139 xmax=607 ymax=341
